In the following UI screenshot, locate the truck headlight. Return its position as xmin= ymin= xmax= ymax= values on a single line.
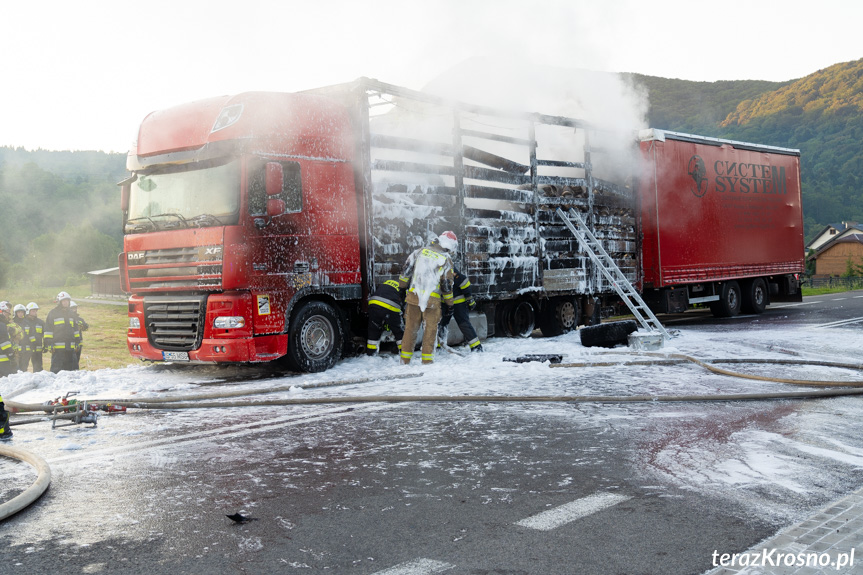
xmin=214 ymin=316 xmax=245 ymax=329
xmin=129 ymin=317 xmax=140 ymax=329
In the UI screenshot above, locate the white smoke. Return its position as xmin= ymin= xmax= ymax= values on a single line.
xmin=420 ymin=56 xmax=650 ymax=183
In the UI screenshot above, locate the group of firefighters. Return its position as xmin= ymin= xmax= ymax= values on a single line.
xmin=0 ymin=291 xmax=89 ymax=379
xmin=0 ymin=291 xmax=90 ymax=440
xmin=367 ymin=231 xmax=483 ymax=365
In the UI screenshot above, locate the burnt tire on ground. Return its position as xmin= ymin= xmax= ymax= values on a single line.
xmin=579 ymin=320 xmax=638 ymax=348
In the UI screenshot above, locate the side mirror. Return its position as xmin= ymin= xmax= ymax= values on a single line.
xmin=120 ymin=183 xmax=131 ymax=212
xmin=266 ymin=162 xmax=283 ymax=196
xmin=267 ymin=198 xmax=286 ymax=218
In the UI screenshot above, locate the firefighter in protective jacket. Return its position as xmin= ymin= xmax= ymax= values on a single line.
xmin=366 ymin=279 xmax=405 ymax=356
xmin=439 ymin=267 xmax=483 ymax=352
xmin=0 ymin=393 xmax=11 ymax=439
xmin=44 ymin=292 xmax=80 ymax=373
xmin=0 ymin=303 xmax=16 ymax=377
xmin=25 ymin=302 xmax=44 ymax=372
xmin=12 ymin=304 xmax=32 ymax=371
xmin=398 ymin=231 xmax=456 ymax=365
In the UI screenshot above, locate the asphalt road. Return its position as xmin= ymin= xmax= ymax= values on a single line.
xmin=3 ymin=291 xmax=863 ymax=575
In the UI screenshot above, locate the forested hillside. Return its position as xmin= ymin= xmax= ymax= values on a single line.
xmin=0 ymin=148 xmax=125 ymax=287
xmin=631 ymin=57 xmax=863 ymax=242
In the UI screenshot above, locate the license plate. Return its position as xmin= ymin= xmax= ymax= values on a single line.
xmin=162 ymin=351 xmax=190 ymax=361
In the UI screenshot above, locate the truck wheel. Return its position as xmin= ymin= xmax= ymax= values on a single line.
xmin=580 ymin=320 xmax=638 ymax=348
xmin=286 ymin=301 xmax=343 ymax=372
xmin=497 ymin=300 xmax=535 ymax=337
xmin=509 ymin=301 xmax=535 ymax=337
xmin=741 ymin=278 xmax=768 ymax=314
xmin=538 ymin=297 xmax=579 ymax=337
xmin=710 ymin=281 xmax=742 ymax=317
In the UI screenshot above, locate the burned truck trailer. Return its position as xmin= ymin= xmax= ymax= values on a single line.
xmin=120 ymin=78 xmax=802 ymax=372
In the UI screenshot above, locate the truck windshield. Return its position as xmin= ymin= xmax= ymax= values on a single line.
xmin=125 ymin=158 xmax=240 ymax=234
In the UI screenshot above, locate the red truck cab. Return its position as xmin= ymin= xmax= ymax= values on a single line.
xmin=122 ymin=92 xmax=361 ymax=371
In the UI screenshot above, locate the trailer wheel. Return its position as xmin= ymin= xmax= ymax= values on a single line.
xmin=286 ymin=301 xmax=343 ymax=372
xmin=742 ymin=278 xmax=768 ymax=314
xmin=510 ymin=301 xmax=536 ymax=337
xmin=710 ymin=281 xmax=742 ymax=317
xmin=497 ymin=300 xmax=536 ymax=338
xmin=579 ymin=320 xmax=638 ymax=348
xmin=539 ymin=297 xmax=579 ymax=337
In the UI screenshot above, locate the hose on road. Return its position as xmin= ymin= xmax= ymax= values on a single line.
xmin=0 ymin=445 xmax=51 ymax=521
xmin=4 ymin=353 xmax=863 ymax=521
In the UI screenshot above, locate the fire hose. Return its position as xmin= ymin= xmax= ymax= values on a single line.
xmin=0 ymin=445 xmax=51 ymax=521
xmin=4 ymin=354 xmax=863 ymax=520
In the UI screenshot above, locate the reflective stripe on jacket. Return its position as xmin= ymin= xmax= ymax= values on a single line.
xmin=369 ymin=280 xmax=404 ymax=313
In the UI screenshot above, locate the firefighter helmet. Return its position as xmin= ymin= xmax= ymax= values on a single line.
xmin=26 ymin=302 xmax=39 ymax=311
xmin=70 ymin=301 xmax=78 ymax=308
xmin=56 ymin=291 xmax=71 ymax=302
xmin=13 ymin=304 xmax=25 ymax=314
xmin=437 ymin=231 xmax=458 ymax=253
xmin=0 ymin=302 xmax=8 ymax=313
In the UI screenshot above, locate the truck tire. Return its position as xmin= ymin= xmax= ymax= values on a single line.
xmin=579 ymin=320 xmax=638 ymax=348
xmin=286 ymin=301 xmax=344 ymax=372
xmin=710 ymin=280 xmax=742 ymax=317
xmin=741 ymin=277 xmax=768 ymax=314
xmin=538 ymin=297 xmax=579 ymax=337
xmin=509 ymin=301 xmax=535 ymax=337
xmin=497 ymin=300 xmax=535 ymax=338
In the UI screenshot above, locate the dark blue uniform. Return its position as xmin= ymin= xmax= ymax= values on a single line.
xmin=366 ymin=280 xmax=405 ymax=355
xmin=439 ymin=268 xmax=482 ymax=351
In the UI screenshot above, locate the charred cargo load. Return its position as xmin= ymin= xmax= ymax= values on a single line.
xmin=120 ymin=78 xmax=803 ymax=372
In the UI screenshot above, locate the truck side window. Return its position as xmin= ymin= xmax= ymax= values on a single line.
xmin=248 ymin=159 xmax=303 ymax=216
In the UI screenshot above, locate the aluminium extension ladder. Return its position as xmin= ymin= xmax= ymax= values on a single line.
xmin=556 ymin=207 xmax=671 ymax=340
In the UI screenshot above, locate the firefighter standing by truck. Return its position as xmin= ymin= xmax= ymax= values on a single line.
xmin=0 ymin=302 xmax=16 ymax=377
xmin=44 ymin=292 xmax=80 ymax=373
xmin=366 ymin=279 xmax=405 ymax=356
xmin=398 ymin=231 xmax=456 ymax=365
xmin=12 ymin=304 xmax=32 ymax=371
xmin=25 ymin=302 xmax=44 ymax=372
xmin=438 ymin=267 xmax=483 ymax=352
xmin=70 ymin=301 xmax=89 ymax=368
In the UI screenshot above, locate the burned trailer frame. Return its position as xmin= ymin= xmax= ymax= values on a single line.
xmin=316 ymin=78 xmax=638 ymax=338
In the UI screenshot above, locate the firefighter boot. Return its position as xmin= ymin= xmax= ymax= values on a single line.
xmin=0 ymin=411 xmax=12 ymax=440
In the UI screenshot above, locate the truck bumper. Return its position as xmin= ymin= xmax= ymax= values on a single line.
xmin=128 ymin=334 xmax=287 ymax=364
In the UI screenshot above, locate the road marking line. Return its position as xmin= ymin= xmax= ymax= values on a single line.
xmin=771 ymin=301 xmax=822 ymax=308
xmin=515 ymin=492 xmax=631 ymax=531
xmin=806 ymin=317 xmax=863 ymax=330
xmin=371 ymin=558 xmax=454 ymax=575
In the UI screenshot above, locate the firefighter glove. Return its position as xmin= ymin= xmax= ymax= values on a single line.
xmin=468 ymin=299 xmax=477 ymax=311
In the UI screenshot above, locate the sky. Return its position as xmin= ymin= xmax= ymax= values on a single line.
xmin=2 ymin=0 xmax=861 ymax=153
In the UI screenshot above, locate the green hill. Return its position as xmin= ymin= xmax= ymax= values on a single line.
xmin=630 ymin=58 xmax=863 ymax=242
xmin=0 ymin=148 xmax=126 ymax=287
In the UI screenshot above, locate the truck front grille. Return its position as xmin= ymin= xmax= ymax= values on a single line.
xmin=127 ymin=245 xmax=223 ymax=291
xmin=144 ymin=295 xmax=207 ymax=351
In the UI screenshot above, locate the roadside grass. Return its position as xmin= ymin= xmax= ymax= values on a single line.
xmin=1 ymin=283 xmax=133 ymax=371
xmin=801 ymin=286 xmax=862 ymax=296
